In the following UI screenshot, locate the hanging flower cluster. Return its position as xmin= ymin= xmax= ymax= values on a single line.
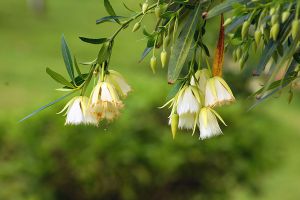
xmin=21 ymin=0 xmax=300 ymax=141
xmin=166 ymin=69 xmax=235 ymax=140
xmin=59 ymin=69 xmax=131 ymax=126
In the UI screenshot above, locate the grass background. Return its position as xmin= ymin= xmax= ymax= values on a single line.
xmin=1 ymin=0 xmax=300 ymax=199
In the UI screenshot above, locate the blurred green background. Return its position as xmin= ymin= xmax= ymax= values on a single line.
xmin=1 ymin=0 xmax=300 ymax=199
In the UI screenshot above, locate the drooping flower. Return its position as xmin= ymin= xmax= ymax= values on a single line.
xmin=205 ymin=76 xmax=235 ymax=107
xmin=198 ymin=107 xmax=226 ymax=140
xmin=58 ymin=96 xmax=98 ymax=125
xmin=106 ymin=70 xmax=132 ymax=97
xmin=191 ymin=69 xmax=210 ymax=93
xmin=165 ymin=84 xmax=203 ymax=137
xmin=90 ymin=81 xmax=123 ymax=121
xmin=176 ymin=85 xmax=202 ymax=115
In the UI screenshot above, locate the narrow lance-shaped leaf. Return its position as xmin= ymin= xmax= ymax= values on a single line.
xmin=213 ymin=14 xmax=225 ymax=77
xmin=167 ymin=3 xmax=202 ymax=84
xmin=206 ymin=0 xmax=249 ymax=19
xmin=104 ymin=0 xmax=121 ymax=24
xmin=79 ymin=37 xmax=109 ymax=44
xmin=46 ymin=67 xmax=75 ymax=88
xmin=96 ymin=16 xmax=125 ymax=24
xmin=19 ymin=91 xmax=75 ymax=122
xmin=61 ymin=35 xmax=75 ymax=83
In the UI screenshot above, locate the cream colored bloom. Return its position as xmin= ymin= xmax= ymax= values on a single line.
xmin=191 ymin=69 xmax=210 ymax=93
xmin=205 ymin=76 xmax=235 ymax=107
xmin=178 ymin=113 xmax=196 ymax=130
xmin=58 ymin=96 xmax=98 ymax=125
xmin=176 ymin=85 xmax=202 ymax=115
xmin=198 ymin=107 xmax=226 ymax=140
xmin=90 ymin=81 xmax=123 ymax=121
xmin=106 ymin=70 xmax=132 ymax=97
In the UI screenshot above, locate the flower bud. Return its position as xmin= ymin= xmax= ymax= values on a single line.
xmin=163 ymin=35 xmax=171 ymax=49
xmin=254 ymin=30 xmax=262 ymax=45
xmin=242 ymin=21 xmax=250 ymax=40
xmin=142 ymin=1 xmax=149 ymax=14
xmin=223 ymin=18 xmax=232 ymax=26
xmin=171 ymin=113 xmax=179 ymax=139
xmin=160 ymin=50 xmax=168 ymax=68
xmin=155 ymin=6 xmax=161 ymax=19
xmin=270 ymin=23 xmax=280 ymax=40
xmin=150 ymin=56 xmax=157 ymax=74
xmin=269 ymin=7 xmax=276 ymax=16
xmin=132 ymin=22 xmax=141 ymax=32
xmin=281 ymin=11 xmax=290 ymax=23
xmin=271 ymin=14 xmax=279 ymax=25
xmin=292 ymin=19 xmax=299 ymax=39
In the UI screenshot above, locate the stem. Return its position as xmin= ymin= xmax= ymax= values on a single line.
xmin=110 ymin=3 xmax=158 ymax=41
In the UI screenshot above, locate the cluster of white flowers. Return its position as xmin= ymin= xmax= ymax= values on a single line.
xmin=59 ymin=70 xmax=131 ymax=126
xmin=168 ymin=69 xmax=235 ymax=140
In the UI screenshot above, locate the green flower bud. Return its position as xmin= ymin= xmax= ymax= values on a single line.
xmin=271 ymin=14 xmax=279 ymax=25
xmin=155 ymin=6 xmax=161 ymax=19
xmin=171 ymin=113 xmax=179 ymax=139
xmin=150 ymin=56 xmax=157 ymax=74
xmin=132 ymin=22 xmax=141 ymax=32
xmin=269 ymin=7 xmax=276 ymax=16
xmin=142 ymin=1 xmax=149 ymax=14
xmin=292 ymin=19 xmax=299 ymax=39
xmin=270 ymin=23 xmax=280 ymax=40
xmin=281 ymin=11 xmax=290 ymax=23
xmin=254 ymin=30 xmax=262 ymax=45
xmin=160 ymin=50 xmax=168 ymax=68
xmin=242 ymin=21 xmax=250 ymax=40
xmin=223 ymin=18 xmax=233 ymax=26
xmin=163 ymin=35 xmax=171 ymax=49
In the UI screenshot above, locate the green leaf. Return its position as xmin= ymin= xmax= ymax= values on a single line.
xmin=104 ymin=0 xmax=121 ymax=24
xmin=79 ymin=37 xmax=109 ymax=44
xmin=46 ymin=68 xmax=75 ymax=88
xmin=19 ymin=91 xmax=75 ymax=122
xmin=73 ymin=56 xmax=82 ymax=78
xmin=206 ymin=0 xmax=249 ymax=19
xmin=61 ymin=35 xmax=75 ymax=83
xmin=167 ymin=3 xmax=201 ymax=84
xmin=166 ymin=80 xmax=184 ymax=101
xmin=96 ymin=16 xmax=125 ymax=24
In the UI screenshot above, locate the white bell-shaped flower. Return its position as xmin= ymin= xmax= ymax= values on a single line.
xmin=178 ymin=113 xmax=196 ymax=130
xmin=191 ymin=69 xmax=210 ymax=93
xmin=106 ymin=70 xmax=132 ymax=97
xmin=176 ymin=86 xmax=202 ymax=115
xmin=198 ymin=107 xmax=226 ymax=140
xmin=59 ymin=96 xmax=98 ymax=125
xmin=90 ymin=81 xmax=123 ymax=121
xmin=205 ymin=76 xmax=235 ymax=107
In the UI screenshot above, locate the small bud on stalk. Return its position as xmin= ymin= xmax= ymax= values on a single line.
xmin=292 ymin=19 xmax=299 ymax=39
xmin=281 ymin=11 xmax=290 ymax=23
xmin=270 ymin=23 xmax=280 ymax=40
xmin=155 ymin=6 xmax=161 ymax=19
xmin=132 ymin=22 xmax=141 ymax=32
xmin=223 ymin=18 xmax=232 ymax=26
xmin=254 ymin=30 xmax=262 ymax=45
xmin=160 ymin=49 xmax=168 ymax=68
xmin=150 ymin=56 xmax=157 ymax=74
xmin=171 ymin=113 xmax=179 ymax=139
xmin=142 ymin=1 xmax=149 ymax=14
xmin=242 ymin=21 xmax=250 ymax=40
